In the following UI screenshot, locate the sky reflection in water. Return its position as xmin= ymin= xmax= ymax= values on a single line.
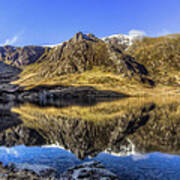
xmin=0 ymin=145 xmax=180 ymax=180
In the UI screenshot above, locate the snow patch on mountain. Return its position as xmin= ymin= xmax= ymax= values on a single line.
xmin=102 ymin=29 xmax=146 ymax=47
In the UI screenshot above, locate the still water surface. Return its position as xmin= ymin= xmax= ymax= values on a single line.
xmin=0 ymin=96 xmax=180 ymax=179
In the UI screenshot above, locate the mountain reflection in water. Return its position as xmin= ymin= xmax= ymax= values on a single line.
xmin=0 ymin=96 xmax=180 ymax=179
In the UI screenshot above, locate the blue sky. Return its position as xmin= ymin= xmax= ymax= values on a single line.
xmin=0 ymin=0 xmax=180 ymax=46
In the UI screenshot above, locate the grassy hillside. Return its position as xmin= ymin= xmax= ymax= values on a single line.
xmin=127 ymin=34 xmax=180 ymax=86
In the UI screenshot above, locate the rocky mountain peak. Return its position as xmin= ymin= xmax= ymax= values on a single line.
xmin=71 ymin=32 xmax=97 ymax=43
xmin=73 ymin=32 xmax=84 ymax=41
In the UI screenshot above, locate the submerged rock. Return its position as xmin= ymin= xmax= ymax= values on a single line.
xmin=0 ymin=162 xmax=58 ymax=180
xmin=0 ymin=162 xmax=40 ymax=180
xmin=0 ymin=161 xmax=118 ymax=179
xmin=60 ymin=161 xmax=118 ymax=180
xmin=7 ymin=163 xmax=58 ymax=178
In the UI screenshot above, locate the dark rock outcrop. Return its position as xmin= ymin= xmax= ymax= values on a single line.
xmin=17 ymin=86 xmax=128 ymax=106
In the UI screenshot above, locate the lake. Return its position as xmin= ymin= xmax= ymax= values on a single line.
xmin=0 ymin=96 xmax=180 ymax=179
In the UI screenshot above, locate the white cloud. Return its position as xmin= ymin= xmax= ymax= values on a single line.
xmin=3 ymin=35 xmax=19 ymax=46
xmin=1 ymin=31 xmax=24 ymax=46
xmin=128 ymin=29 xmax=146 ymax=39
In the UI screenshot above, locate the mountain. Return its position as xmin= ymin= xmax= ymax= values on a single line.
xmin=12 ymin=32 xmax=154 ymax=94
xmin=0 ymin=32 xmax=179 ymax=96
xmin=0 ymin=32 xmax=142 ymax=68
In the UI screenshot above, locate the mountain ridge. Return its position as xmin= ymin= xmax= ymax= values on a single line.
xmin=0 ymin=32 xmax=179 ymax=96
xmin=12 ymin=32 xmax=154 ymax=91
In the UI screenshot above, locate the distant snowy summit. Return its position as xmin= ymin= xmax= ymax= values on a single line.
xmin=102 ymin=30 xmax=146 ymax=49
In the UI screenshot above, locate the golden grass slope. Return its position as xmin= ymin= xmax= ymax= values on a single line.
xmin=127 ymin=34 xmax=180 ymax=86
